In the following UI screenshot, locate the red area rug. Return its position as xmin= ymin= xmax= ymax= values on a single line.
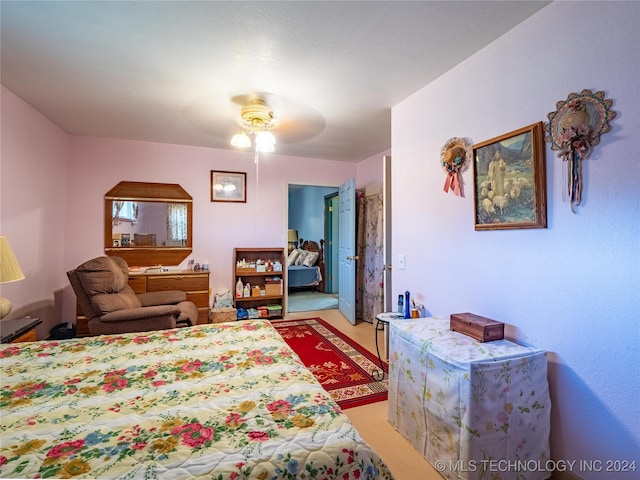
xmin=272 ymin=317 xmax=388 ymax=409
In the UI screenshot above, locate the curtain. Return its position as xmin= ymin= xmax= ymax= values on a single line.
xmin=355 ymin=192 xmax=384 ymax=324
xmin=167 ymin=203 xmax=187 ymax=246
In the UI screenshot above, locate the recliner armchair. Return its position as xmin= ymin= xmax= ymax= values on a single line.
xmin=67 ymin=256 xmax=198 ymax=335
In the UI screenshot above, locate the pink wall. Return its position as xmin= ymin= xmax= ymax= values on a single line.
xmin=2 ymin=1 xmax=638 ymax=469
xmin=65 ymin=136 xmax=358 ymax=302
xmin=356 ymin=148 xmax=389 ymax=189
xmin=0 ymin=86 xmax=69 ymax=337
xmin=391 ymin=2 xmax=639 ymax=475
xmin=1 ymin=97 xmax=360 ymax=331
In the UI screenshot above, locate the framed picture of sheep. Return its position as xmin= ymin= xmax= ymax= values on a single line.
xmin=472 ymin=122 xmax=547 ymax=230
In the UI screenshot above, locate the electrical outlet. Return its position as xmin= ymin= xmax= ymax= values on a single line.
xmin=398 ymin=254 xmax=406 ymax=270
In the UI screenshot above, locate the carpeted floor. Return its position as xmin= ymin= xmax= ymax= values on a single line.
xmin=284 ymin=309 xmax=438 ymax=479
xmin=287 ymin=291 xmax=338 ymax=312
xmin=272 ymin=317 xmax=387 ymax=409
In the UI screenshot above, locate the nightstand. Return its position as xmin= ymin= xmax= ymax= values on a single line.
xmin=1 ymin=317 xmax=42 ymax=343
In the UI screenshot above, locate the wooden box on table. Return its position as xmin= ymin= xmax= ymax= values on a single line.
xmin=450 ymin=312 xmax=504 ymax=342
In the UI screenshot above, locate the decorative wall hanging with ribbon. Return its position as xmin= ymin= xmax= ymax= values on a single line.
xmin=440 ymin=137 xmax=472 ymax=197
xmin=544 ymin=89 xmax=616 ymax=212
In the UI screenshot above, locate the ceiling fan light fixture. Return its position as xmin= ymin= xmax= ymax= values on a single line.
xmin=231 ymin=131 xmax=251 ymax=148
xmin=241 ymin=100 xmax=276 ymax=128
xmin=255 ymin=131 xmax=276 ymax=152
xmin=231 ymin=98 xmax=278 ymax=152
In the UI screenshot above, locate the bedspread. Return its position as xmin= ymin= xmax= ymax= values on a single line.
xmin=288 ymin=265 xmax=322 ymax=288
xmin=0 ymin=320 xmax=393 ymax=480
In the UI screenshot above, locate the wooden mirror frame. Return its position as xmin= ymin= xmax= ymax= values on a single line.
xmin=104 ymin=181 xmax=193 ymax=266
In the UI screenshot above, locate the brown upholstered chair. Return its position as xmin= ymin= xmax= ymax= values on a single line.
xmin=67 ymin=256 xmax=198 ymax=335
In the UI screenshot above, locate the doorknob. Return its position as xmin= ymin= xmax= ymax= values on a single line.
xmin=346 ymin=255 xmax=359 ymax=261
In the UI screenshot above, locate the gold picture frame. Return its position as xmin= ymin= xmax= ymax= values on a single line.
xmin=472 ymin=122 xmax=547 ymax=230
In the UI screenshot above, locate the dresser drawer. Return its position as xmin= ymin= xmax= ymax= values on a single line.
xmin=147 ymin=274 xmax=209 ymax=292
xmin=128 ymin=276 xmax=147 ymax=294
xmin=186 ymin=291 xmax=210 ymax=308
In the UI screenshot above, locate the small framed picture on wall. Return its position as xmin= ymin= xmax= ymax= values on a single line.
xmin=211 ymin=170 xmax=247 ymax=203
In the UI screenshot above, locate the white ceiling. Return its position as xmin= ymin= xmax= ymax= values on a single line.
xmin=1 ymin=1 xmax=549 ymax=162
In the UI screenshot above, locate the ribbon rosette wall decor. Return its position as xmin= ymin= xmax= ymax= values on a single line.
xmin=544 ymin=89 xmax=616 ymax=212
xmin=440 ymin=137 xmax=472 ymax=197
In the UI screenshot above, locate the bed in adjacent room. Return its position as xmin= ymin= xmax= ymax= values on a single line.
xmin=0 ymin=320 xmax=392 ymax=479
xmin=287 ymin=239 xmax=325 ymax=291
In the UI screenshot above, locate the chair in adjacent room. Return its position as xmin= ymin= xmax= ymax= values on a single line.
xmin=67 ymin=255 xmax=198 ymax=335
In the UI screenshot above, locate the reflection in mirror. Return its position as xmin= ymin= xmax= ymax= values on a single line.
xmin=111 ymin=201 xmax=187 ymax=247
xmin=104 ymin=181 xmax=192 ymax=266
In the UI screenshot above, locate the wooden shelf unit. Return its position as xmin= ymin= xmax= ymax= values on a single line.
xmin=233 ymin=248 xmax=285 ymax=319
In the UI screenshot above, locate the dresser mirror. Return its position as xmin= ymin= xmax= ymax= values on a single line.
xmin=104 ymin=181 xmax=192 ymax=266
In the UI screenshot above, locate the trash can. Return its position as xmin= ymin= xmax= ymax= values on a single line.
xmin=49 ymin=322 xmax=76 ymax=340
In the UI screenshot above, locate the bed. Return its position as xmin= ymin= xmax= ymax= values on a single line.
xmin=0 ymin=320 xmax=393 ymax=479
xmin=287 ymin=239 xmax=325 ymax=291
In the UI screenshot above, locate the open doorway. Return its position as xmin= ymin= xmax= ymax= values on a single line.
xmin=287 ymin=184 xmax=339 ymax=313
xmin=286 ymin=172 xmax=388 ymax=322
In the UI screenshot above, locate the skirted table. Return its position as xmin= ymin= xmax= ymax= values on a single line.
xmin=387 ymin=317 xmax=551 ymax=480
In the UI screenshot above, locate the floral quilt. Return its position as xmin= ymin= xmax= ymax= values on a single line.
xmin=1 ymin=320 xmax=393 ymax=479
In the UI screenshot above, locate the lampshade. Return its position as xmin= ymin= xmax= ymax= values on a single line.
xmin=0 ymin=236 xmax=25 ymax=319
xmin=287 ymin=229 xmax=298 ymax=243
xmin=231 ymin=131 xmax=251 ymax=148
xmin=255 ymin=131 xmax=276 ymax=153
xmin=0 ymin=236 xmax=24 ymax=284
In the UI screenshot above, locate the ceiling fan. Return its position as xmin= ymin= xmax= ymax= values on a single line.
xmin=229 ymin=93 xmax=325 ymax=154
xmin=230 ymin=98 xmax=278 ymax=152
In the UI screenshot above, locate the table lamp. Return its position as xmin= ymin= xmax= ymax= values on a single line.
xmin=0 ymin=236 xmax=25 ymax=319
xmin=287 ymin=229 xmax=298 ymax=253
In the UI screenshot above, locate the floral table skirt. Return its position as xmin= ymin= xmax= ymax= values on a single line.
xmin=387 ymin=317 xmax=550 ymax=480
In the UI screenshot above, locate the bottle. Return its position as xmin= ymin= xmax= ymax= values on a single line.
xmin=243 ymin=283 xmax=250 ymax=298
xmin=397 ymin=294 xmax=404 ymax=316
xmin=404 ymin=291 xmax=411 ymax=319
xmin=236 ymin=278 xmax=243 ymax=298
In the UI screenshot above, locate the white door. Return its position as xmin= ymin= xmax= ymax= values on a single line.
xmin=338 ymin=177 xmax=357 ymax=324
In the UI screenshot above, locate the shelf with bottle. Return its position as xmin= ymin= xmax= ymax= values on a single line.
xmin=233 ymin=247 xmax=285 ymax=319
xmin=234 ymin=279 xmax=283 ymax=320
xmin=234 ymin=258 xmax=283 ymax=275
xmin=235 ymin=277 xmax=282 ymax=298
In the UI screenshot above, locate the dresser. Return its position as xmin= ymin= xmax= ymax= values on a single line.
xmin=388 ymin=317 xmax=551 ymax=480
xmin=76 ymin=270 xmax=210 ymax=336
